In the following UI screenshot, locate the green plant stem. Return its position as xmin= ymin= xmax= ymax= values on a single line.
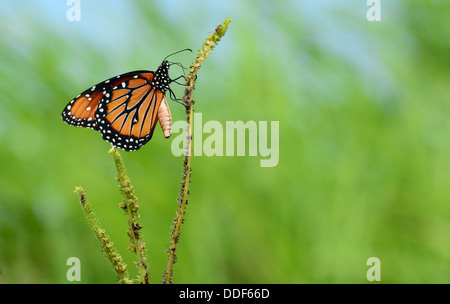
xmin=74 ymin=187 xmax=133 ymax=284
xmin=162 ymin=17 xmax=231 ymax=284
xmin=109 ymin=147 xmax=149 ymax=284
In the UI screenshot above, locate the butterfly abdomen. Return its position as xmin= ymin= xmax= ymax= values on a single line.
xmin=157 ymin=97 xmax=172 ymax=138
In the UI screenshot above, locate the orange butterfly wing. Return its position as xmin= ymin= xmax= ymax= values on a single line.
xmin=62 ymin=60 xmax=175 ymax=151
xmin=95 ymin=72 xmax=167 ymax=151
xmin=61 ymin=72 xmax=145 ymax=130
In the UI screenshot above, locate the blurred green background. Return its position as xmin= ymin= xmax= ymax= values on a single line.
xmin=0 ymin=0 xmax=449 ymax=283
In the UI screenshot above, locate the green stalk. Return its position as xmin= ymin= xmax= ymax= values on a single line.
xmin=75 ymin=187 xmax=133 ymax=284
xmin=162 ymin=17 xmax=231 ymax=284
xmin=109 ymin=147 xmax=149 ymax=284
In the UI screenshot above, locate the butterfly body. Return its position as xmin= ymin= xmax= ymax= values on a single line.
xmin=62 ymin=60 xmax=175 ymax=151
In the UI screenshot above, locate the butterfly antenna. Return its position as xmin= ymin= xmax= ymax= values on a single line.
xmin=163 ymin=48 xmax=192 ymax=61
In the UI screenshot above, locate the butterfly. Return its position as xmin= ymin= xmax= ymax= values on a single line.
xmin=61 ymin=49 xmax=190 ymax=151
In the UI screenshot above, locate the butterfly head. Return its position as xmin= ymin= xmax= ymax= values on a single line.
xmin=155 ymin=49 xmax=191 ymax=101
xmin=154 ymin=60 xmax=171 ymax=93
